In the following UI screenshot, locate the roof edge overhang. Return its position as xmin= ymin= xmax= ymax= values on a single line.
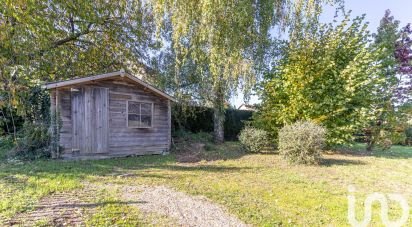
xmin=42 ymin=70 xmax=176 ymax=102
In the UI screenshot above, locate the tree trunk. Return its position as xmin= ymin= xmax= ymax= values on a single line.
xmin=366 ymin=139 xmax=374 ymax=152
xmin=0 ymin=111 xmax=10 ymax=135
xmin=366 ymin=123 xmax=381 ymax=152
xmin=7 ymin=96 xmax=16 ymax=141
xmin=213 ymin=106 xmax=225 ymax=143
xmin=213 ymin=83 xmax=225 ymax=143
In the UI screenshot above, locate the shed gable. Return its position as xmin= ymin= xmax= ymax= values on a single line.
xmin=43 ymin=70 xmax=175 ymax=102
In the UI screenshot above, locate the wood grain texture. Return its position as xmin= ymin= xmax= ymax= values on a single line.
xmin=70 ymin=86 xmax=110 ymax=154
xmin=167 ymin=100 xmax=171 ymax=150
xmin=58 ymin=89 xmax=72 ymax=152
xmin=53 ymin=76 xmax=171 ymax=158
xmin=106 ymin=79 xmax=169 ymax=154
xmin=71 ymin=87 xmax=84 ymax=152
xmin=44 ymin=70 xmax=175 ymax=101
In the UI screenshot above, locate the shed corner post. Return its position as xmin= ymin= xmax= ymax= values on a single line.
xmin=49 ymin=89 xmax=56 ymax=116
xmin=49 ymin=88 xmax=61 ymax=159
xmin=167 ymin=100 xmax=172 ymax=152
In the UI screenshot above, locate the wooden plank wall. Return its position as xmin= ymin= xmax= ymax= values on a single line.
xmin=71 ymin=87 xmax=84 ymax=152
xmin=55 ymin=77 xmax=170 ymax=157
xmin=95 ymin=78 xmax=169 ymax=155
xmin=94 ymin=87 xmax=109 ymax=153
xmin=83 ymin=87 xmax=109 ymax=153
xmin=58 ymin=88 xmax=72 ymax=151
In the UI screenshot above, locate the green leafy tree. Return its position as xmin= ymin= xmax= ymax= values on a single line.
xmin=395 ymin=24 xmax=412 ymax=102
xmin=0 ymin=0 xmax=156 ymax=137
xmin=257 ymin=12 xmax=381 ymax=145
xmin=399 ymin=102 xmax=412 ymax=145
xmin=366 ymin=10 xmax=400 ymax=151
xmin=150 ymin=0 xmax=341 ymax=142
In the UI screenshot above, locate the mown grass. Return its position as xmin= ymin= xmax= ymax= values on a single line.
xmin=84 ymin=187 xmax=146 ymax=227
xmin=0 ymin=142 xmax=411 ymax=226
xmin=86 ymin=187 xmax=175 ymax=227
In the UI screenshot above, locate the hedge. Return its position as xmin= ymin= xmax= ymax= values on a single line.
xmin=172 ymin=105 xmax=253 ymax=140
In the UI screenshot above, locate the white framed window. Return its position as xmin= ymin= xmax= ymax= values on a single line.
xmin=127 ymin=101 xmax=153 ymax=128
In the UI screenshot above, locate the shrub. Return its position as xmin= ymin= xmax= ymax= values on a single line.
xmin=171 ymin=105 xmax=253 ymax=141
xmin=378 ymin=138 xmax=392 ymax=151
xmin=173 ymin=129 xmax=213 ymax=143
xmin=0 ymin=136 xmax=14 ymax=160
xmin=389 ymin=131 xmax=406 ymax=146
xmin=238 ymin=126 xmax=270 ymax=153
xmin=405 ymin=127 xmax=412 ymax=145
xmin=278 ymin=121 xmax=326 ymax=165
xmin=12 ymin=122 xmax=51 ymax=160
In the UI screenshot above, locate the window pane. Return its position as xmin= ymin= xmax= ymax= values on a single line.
xmin=141 ymin=115 xmax=152 ymax=127
xmin=128 ymin=114 xmax=140 ymax=127
xmin=141 ymin=103 xmax=152 ymax=115
xmin=128 ymin=102 xmax=140 ymax=114
xmin=127 ymin=102 xmax=152 ymax=128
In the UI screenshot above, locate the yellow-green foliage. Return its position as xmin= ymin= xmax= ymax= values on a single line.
xmin=258 ymin=13 xmax=381 ymax=145
xmin=0 ymin=0 xmax=156 ymax=126
xmin=150 ymin=0 xmax=340 ymax=107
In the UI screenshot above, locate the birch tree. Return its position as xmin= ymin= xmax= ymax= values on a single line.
xmin=150 ymin=0 xmax=340 ymax=142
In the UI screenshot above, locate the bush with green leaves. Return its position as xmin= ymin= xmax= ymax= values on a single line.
xmin=378 ymin=138 xmax=393 ymax=151
xmin=238 ymin=126 xmax=270 ymax=153
xmin=278 ymin=121 xmax=326 ymax=165
xmin=389 ymin=131 xmax=406 ymax=146
xmin=405 ymin=127 xmax=412 ymax=145
xmin=257 ymin=13 xmax=381 ymax=146
xmin=13 ymin=122 xmax=51 ymax=160
xmin=0 ymin=136 xmax=14 ymax=160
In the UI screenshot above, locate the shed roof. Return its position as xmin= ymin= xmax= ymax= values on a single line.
xmin=43 ymin=70 xmax=175 ymax=101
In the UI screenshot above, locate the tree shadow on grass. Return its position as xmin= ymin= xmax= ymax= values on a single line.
xmin=320 ymin=157 xmax=366 ymax=166
xmin=173 ymin=141 xmax=248 ymax=163
xmin=174 ymin=151 xmax=248 ymax=163
xmin=5 ymin=198 xmax=147 ymax=226
xmin=0 ymin=140 xmax=253 ymax=182
xmin=371 ymin=149 xmax=412 ymax=159
xmin=154 ymin=164 xmax=256 ymax=172
xmin=332 ymin=144 xmax=412 ymax=160
xmin=34 ymin=200 xmax=146 ymax=209
xmin=0 ymin=152 xmax=254 ymax=183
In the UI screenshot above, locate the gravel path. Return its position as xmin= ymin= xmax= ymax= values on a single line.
xmin=121 ymin=185 xmax=249 ymax=227
xmin=3 ymin=182 xmax=248 ymax=226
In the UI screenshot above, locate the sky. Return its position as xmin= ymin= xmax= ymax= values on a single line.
xmin=231 ymin=0 xmax=412 ymax=108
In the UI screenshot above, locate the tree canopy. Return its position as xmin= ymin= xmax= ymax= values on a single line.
xmin=364 ymin=10 xmax=401 ymax=150
xmin=150 ymin=0 xmax=341 ymax=142
xmin=257 ymin=12 xmax=381 ymax=145
xmin=395 ymin=23 xmax=412 ymax=103
xmin=0 ymin=0 xmax=158 ymax=136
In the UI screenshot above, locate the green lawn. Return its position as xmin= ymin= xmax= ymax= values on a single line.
xmin=0 ymin=142 xmax=411 ymax=226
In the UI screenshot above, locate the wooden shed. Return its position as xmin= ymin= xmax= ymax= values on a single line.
xmin=44 ymin=70 xmax=175 ymax=159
